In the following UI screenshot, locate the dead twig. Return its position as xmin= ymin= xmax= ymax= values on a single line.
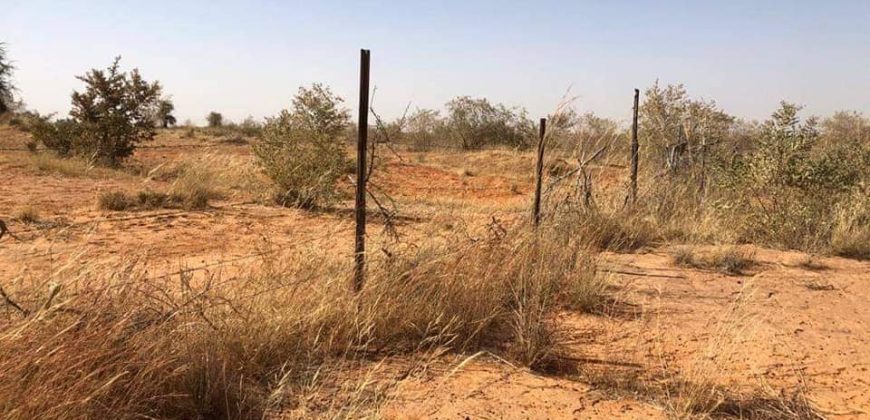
xmin=0 ymin=284 xmax=29 ymax=317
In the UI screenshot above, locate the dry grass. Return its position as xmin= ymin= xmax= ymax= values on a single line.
xmin=794 ymin=255 xmax=829 ymax=271
xmin=97 ymin=189 xmax=212 ymax=211
xmin=551 ymin=207 xmax=658 ymax=252
xmin=830 ymin=195 xmax=870 ymax=260
xmin=23 ymin=152 xmax=132 ymax=180
xmin=672 ymin=246 xmax=755 ymax=275
xmin=0 ymin=223 xmax=604 ymax=418
xmin=12 ymin=205 xmax=40 ymax=224
xmin=146 ymin=153 xmax=270 ymax=203
xmin=580 ymin=285 xmax=823 ymax=420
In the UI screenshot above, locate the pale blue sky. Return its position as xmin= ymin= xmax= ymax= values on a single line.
xmin=3 ymin=0 xmax=868 ymax=125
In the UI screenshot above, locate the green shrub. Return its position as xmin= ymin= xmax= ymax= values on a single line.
xmin=34 ymin=57 xmax=162 ymax=166
xmin=68 ymin=57 xmax=162 ymax=166
xmin=29 ymin=118 xmax=81 ymax=156
xmin=253 ymin=83 xmax=350 ymax=208
xmin=718 ymin=102 xmax=865 ymax=251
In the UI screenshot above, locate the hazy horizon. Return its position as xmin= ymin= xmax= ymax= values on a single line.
xmin=3 ymin=0 xmax=868 ymax=125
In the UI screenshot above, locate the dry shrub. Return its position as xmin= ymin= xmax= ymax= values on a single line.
xmin=98 ymin=188 xmax=212 ymax=212
xmin=0 ymin=224 xmax=602 ymax=418
xmin=671 ymin=246 xmax=755 ymax=275
xmin=12 ymin=205 xmax=39 ymax=224
xmin=97 ymin=191 xmax=133 ymax=211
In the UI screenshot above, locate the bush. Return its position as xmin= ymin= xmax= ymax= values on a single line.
xmin=13 ymin=205 xmax=40 ymax=224
xmin=671 ymin=246 xmax=755 ymax=275
xmin=253 ymin=83 xmax=350 ymax=208
xmin=404 ymin=108 xmax=446 ymax=151
xmin=98 ymin=187 xmax=215 ymax=212
xmin=718 ymin=102 xmax=865 ymax=251
xmin=445 ymin=96 xmax=534 ymax=150
xmin=98 ymin=191 xmax=133 ymax=211
xmin=32 ymin=58 xmax=162 ymax=166
xmin=29 ymin=118 xmax=81 ymax=156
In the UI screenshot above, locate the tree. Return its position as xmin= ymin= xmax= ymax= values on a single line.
xmin=68 ymin=57 xmax=162 ymax=165
xmin=206 ymin=111 xmax=223 ymax=128
xmin=405 ymin=108 xmax=445 ymax=150
xmin=0 ymin=42 xmax=15 ymax=114
xmin=253 ymin=83 xmax=351 ymax=208
xmin=640 ymin=81 xmax=734 ymax=173
xmin=154 ymin=98 xmax=177 ymax=128
xmin=445 ymin=96 xmax=533 ymax=150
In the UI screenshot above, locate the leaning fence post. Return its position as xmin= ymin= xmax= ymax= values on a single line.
xmin=532 ymin=118 xmax=547 ymax=226
xmin=354 ymin=49 xmax=370 ymax=292
xmin=629 ymin=88 xmax=640 ymax=204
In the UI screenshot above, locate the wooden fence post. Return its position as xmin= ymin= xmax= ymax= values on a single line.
xmin=629 ymin=88 xmax=640 ymax=204
xmin=354 ymin=49 xmax=370 ymax=292
xmin=532 ymin=118 xmax=547 ymax=226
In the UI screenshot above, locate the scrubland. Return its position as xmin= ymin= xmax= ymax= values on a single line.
xmin=0 ymin=85 xmax=868 ymax=419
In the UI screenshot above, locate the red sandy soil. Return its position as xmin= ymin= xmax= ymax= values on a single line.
xmin=1 ymin=128 xmax=868 ymax=418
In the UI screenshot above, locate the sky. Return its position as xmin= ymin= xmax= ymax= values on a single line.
xmin=2 ymin=0 xmax=868 ymax=125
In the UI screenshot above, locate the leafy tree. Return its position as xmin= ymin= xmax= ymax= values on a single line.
xmin=154 ymin=98 xmax=177 ymax=128
xmin=253 ymin=83 xmax=351 ymax=208
xmin=206 ymin=111 xmax=223 ymax=128
xmin=0 ymin=42 xmax=15 ymax=114
xmin=445 ymin=96 xmax=533 ymax=150
xmin=63 ymin=57 xmax=162 ymax=165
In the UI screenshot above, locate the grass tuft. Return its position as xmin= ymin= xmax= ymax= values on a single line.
xmin=672 ymin=246 xmax=755 ymax=275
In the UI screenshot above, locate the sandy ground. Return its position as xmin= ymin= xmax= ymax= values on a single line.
xmin=1 ymin=128 xmax=868 ymax=418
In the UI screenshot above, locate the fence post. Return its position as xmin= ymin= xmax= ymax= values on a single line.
xmin=532 ymin=118 xmax=547 ymax=226
xmin=629 ymin=88 xmax=640 ymax=204
xmin=354 ymin=49 xmax=370 ymax=292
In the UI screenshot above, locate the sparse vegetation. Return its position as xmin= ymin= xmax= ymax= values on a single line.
xmin=0 ymin=223 xmax=600 ymax=417
xmin=0 ymin=37 xmax=866 ymax=419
